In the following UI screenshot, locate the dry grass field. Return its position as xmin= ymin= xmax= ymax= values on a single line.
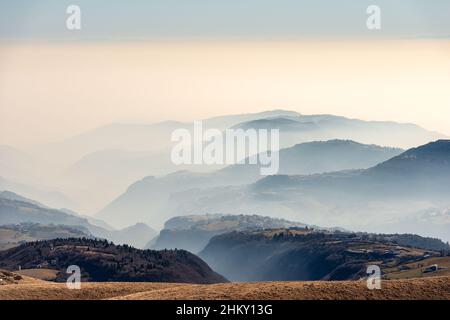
xmin=0 ymin=269 xmax=449 ymax=300
xmin=15 ymin=268 xmax=59 ymax=281
xmin=383 ymin=256 xmax=450 ymax=280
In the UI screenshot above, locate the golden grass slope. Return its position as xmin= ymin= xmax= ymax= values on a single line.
xmin=0 ymin=269 xmax=449 ymax=300
xmin=112 ymin=277 xmax=450 ymax=300
xmin=15 ymin=268 xmax=59 ymax=281
xmin=383 ymin=256 xmax=450 ymax=280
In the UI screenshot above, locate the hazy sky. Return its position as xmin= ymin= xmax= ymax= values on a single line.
xmin=0 ymin=1 xmax=449 ymax=146
xmin=1 ymin=0 xmax=450 ymax=40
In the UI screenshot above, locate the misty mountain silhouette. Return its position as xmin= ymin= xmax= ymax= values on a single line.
xmin=232 ymin=114 xmax=445 ymax=149
xmin=0 ymin=191 xmax=156 ymax=249
xmin=168 ymin=140 xmax=450 ymax=241
xmin=8 ymin=110 xmax=444 ymax=214
xmin=97 ymin=140 xmax=402 ymax=228
xmin=255 ymin=140 xmax=450 ymax=195
xmin=368 ymin=139 xmax=450 ymax=177
xmin=14 ymin=110 xmax=445 ymax=212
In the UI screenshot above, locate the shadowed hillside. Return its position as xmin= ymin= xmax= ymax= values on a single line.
xmin=98 ymin=140 xmax=403 ymax=228
xmin=199 ymin=228 xmax=450 ymax=282
xmin=0 ymin=238 xmax=227 ymax=284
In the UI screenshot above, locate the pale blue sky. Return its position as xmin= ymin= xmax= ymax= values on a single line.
xmin=0 ymin=0 xmax=449 ymax=40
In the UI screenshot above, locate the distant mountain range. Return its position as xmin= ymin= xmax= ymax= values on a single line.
xmin=165 ymin=140 xmax=450 ymax=241
xmin=98 ymin=139 xmax=403 ymax=228
xmin=60 ymin=111 xmax=443 ymax=212
xmin=2 ymin=105 xmax=449 ymax=287
xmin=3 ymin=109 xmax=444 ymax=214
xmin=0 ymin=191 xmax=156 ymax=249
xmin=232 ymin=113 xmax=445 ymax=150
xmin=0 ymin=176 xmax=76 ymax=210
xmin=0 ymin=223 xmax=92 ymax=251
xmin=1 ymin=110 xmax=448 ymax=240
xmin=221 ymin=139 xmax=403 ymax=179
xmin=0 ymin=238 xmax=227 ymax=284
xmin=39 ymin=110 xmax=305 ymax=165
xmin=0 ymin=145 xmax=40 ymax=183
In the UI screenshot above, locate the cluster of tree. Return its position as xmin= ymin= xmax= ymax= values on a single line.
xmin=1 ymin=238 xmax=226 ymax=283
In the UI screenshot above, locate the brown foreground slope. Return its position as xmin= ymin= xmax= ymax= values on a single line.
xmin=0 ymin=270 xmax=449 ymax=300
xmin=113 ymin=277 xmax=450 ymax=300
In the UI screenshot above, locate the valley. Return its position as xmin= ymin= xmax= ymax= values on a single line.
xmin=2 ymin=0 xmax=450 ymax=304
xmin=1 ymin=110 xmax=450 ymax=301
xmin=199 ymin=228 xmax=450 ymax=282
